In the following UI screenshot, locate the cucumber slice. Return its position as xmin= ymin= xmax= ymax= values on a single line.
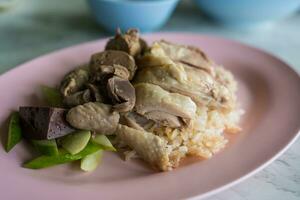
xmin=91 ymin=134 xmax=116 ymax=151
xmin=23 ymin=142 xmax=101 ymax=169
xmin=80 ymin=150 xmax=103 ymax=172
xmin=41 ymin=85 xmax=63 ymax=107
xmin=5 ymin=112 xmax=22 ymax=152
xmin=61 ymin=131 xmax=91 ymax=155
xmin=31 ymin=139 xmax=58 ymax=156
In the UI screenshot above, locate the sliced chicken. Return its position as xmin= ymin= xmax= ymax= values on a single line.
xmin=66 ymin=102 xmax=120 ymax=135
xmin=134 ymin=83 xmax=197 ymax=128
xmin=148 ymin=41 xmax=214 ymax=74
xmin=116 ymin=125 xmax=171 ymax=171
xmin=144 ymin=111 xmax=182 ymax=128
xmin=121 ymin=112 xmax=155 ymax=131
xmin=135 ymin=55 xmax=235 ymax=111
xmin=134 ymin=64 xmax=213 ymax=106
xmin=184 ymin=65 xmax=236 ymax=110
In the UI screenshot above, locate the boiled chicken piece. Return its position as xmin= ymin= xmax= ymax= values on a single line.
xmin=135 ymin=56 xmax=235 ymax=111
xmin=134 ymin=83 xmax=197 ymax=127
xmin=121 ymin=112 xmax=155 ymax=131
xmin=116 ymin=125 xmax=172 ymax=171
xmin=136 ymin=40 xmax=230 ymax=106
xmin=66 ymin=102 xmax=120 ymax=135
xmin=134 ymin=64 xmax=213 ymax=107
xmin=185 ymin=65 xmax=236 ymax=109
xmin=105 ymin=29 xmax=147 ymax=57
xmin=147 ymin=41 xmax=214 ymax=74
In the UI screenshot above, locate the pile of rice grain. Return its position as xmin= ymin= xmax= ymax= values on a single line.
xmin=121 ymin=105 xmax=243 ymax=168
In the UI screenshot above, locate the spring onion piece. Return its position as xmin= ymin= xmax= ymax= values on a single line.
xmin=31 ymin=139 xmax=58 ymax=156
xmin=80 ymin=150 xmax=103 ymax=172
xmin=23 ymin=142 xmax=101 ymax=169
xmin=91 ymin=134 xmax=116 ymax=151
xmin=61 ymin=131 xmax=91 ymax=155
xmin=41 ymin=85 xmax=63 ymax=107
xmin=5 ymin=112 xmax=22 ymax=152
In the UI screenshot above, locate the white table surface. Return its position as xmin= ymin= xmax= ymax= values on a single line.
xmin=0 ymin=0 xmax=299 ymax=199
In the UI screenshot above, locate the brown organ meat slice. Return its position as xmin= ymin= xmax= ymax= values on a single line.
xmin=91 ymin=65 xmax=130 ymax=83
xmin=89 ymin=50 xmax=136 ymax=80
xmin=63 ymin=89 xmax=92 ymax=107
xmin=60 ymin=65 xmax=90 ymax=97
xmin=86 ymin=83 xmax=105 ymax=102
xmin=105 ymin=28 xmax=148 ymax=57
xmin=106 ymin=76 xmax=136 ymax=112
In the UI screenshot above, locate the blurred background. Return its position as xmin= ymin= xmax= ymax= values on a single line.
xmin=0 ymin=0 xmax=300 ymax=199
xmin=1 ymin=0 xmax=300 ymax=73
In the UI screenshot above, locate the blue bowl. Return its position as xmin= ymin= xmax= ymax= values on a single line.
xmin=87 ymin=0 xmax=179 ymax=33
xmin=194 ymin=0 xmax=300 ymax=26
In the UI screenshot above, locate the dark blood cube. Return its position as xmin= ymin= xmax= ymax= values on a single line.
xmin=19 ymin=107 xmax=74 ymax=140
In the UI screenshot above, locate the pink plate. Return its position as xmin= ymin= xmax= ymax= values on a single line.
xmin=0 ymin=33 xmax=300 ymax=200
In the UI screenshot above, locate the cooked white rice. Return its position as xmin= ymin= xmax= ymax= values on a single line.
xmin=121 ymin=106 xmax=243 ymax=168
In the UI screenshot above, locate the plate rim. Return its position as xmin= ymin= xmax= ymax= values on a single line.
xmin=1 ymin=32 xmax=300 ymax=200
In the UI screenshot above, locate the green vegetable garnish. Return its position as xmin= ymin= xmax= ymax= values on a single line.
xmin=31 ymin=139 xmax=58 ymax=156
xmin=91 ymin=134 xmax=116 ymax=151
xmin=5 ymin=112 xmax=22 ymax=152
xmin=80 ymin=150 xmax=103 ymax=172
xmin=41 ymin=85 xmax=63 ymax=107
xmin=61 ymin=130 xmax=91 ymax=155
xmin=23 ymin=142 xmax=101 ymax=169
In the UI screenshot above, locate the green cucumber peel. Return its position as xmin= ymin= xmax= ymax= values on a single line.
xmin=31 ymin=139 xmax=59 ymax=156
xmin=5 ymin=112 xmax=22 ymax=152
xmin=41 ymin=85 xmax=63 ymax=107
xmin=80 ymin=150 xmax=103 ymax=172
xmin=61 ymin=130 xmax=91 ymax=155
xmin=23 ymin=142 xmax=102 ymax=169
xmin=91 ymin=134 xmax=116 ymax=151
